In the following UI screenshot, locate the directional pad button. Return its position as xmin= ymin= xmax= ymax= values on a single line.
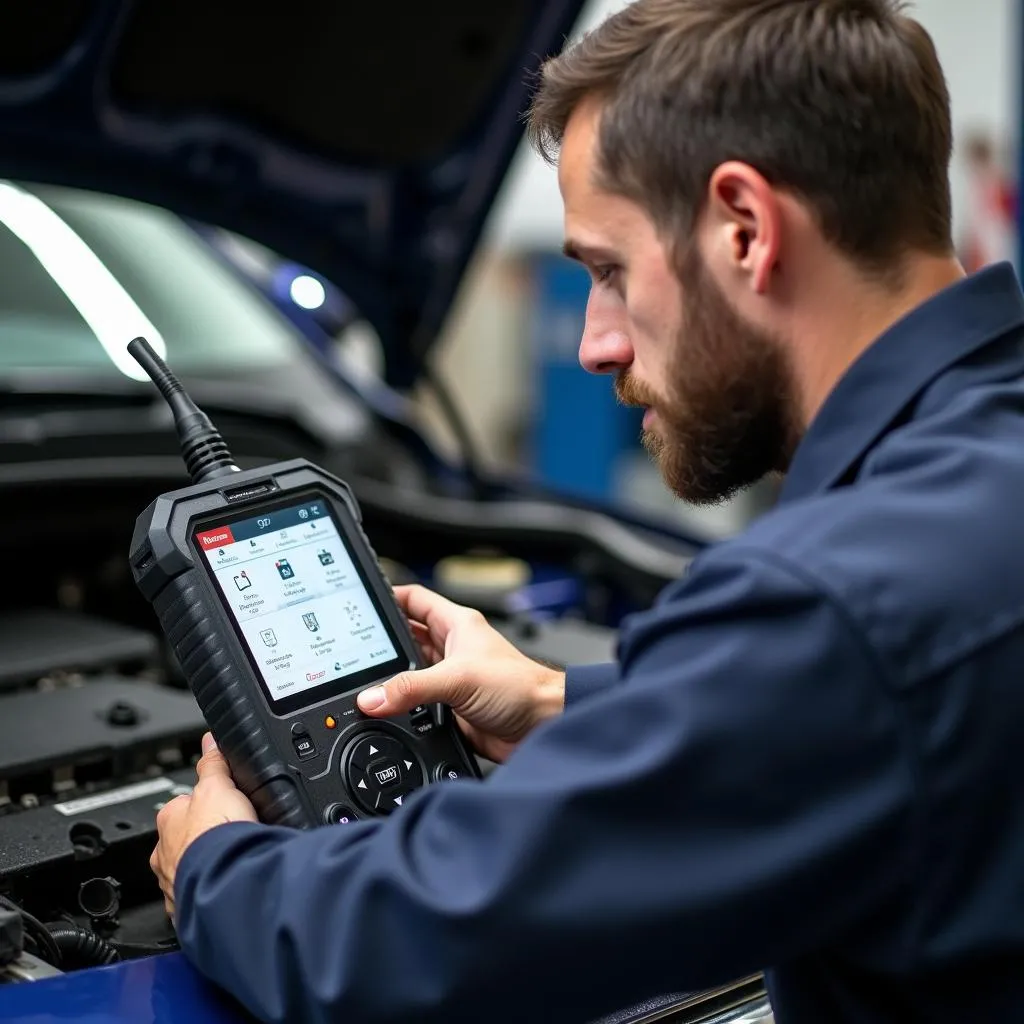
xmin=344 ymin=733 xmax=423 ymax=815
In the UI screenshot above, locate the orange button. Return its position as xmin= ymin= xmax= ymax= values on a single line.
xmin=324 ymin=716 xmax=337 ymax=729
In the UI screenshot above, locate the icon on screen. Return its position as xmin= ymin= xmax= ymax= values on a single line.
xmin=317 ymin=549 xmax=334 ymax=566
xmin=298 ymin=509 xmax=309 ymax=520
xmin=233 ymin=571 xmax=252 ymax=591
xmin=250 ymin=539 xmax=257 ymax=548
xmin=344 ymin=601 xmax=363 ymax=628
xmin=260 ymin=629 xmax=278 ymax=648
xmin=311 ymin=504 xmax=321 ymax=515
xmin=217 ymin=549 xmax=225 ymax=557
xmin=276 ymin=559 xmax=295 ymax=580
xmin=302 ymin=612 xmax=319 ymax=633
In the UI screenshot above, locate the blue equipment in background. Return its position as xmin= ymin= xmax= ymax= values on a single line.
xmin=527 ymin=253 xmax=642 ymax=501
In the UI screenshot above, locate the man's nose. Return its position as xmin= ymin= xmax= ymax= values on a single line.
xmin=578 ymin=292 xmax=633 ymax=375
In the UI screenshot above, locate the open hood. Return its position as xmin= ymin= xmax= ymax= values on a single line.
xmin=0 ymin=1 xmax=586 ymax=387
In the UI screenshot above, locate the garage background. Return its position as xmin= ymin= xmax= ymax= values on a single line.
xmin=330 ymin=0 xmax=1020 ymax=541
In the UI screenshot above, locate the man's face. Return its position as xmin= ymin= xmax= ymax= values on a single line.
xmin=558 ymin=100 xmax=798 ymax=505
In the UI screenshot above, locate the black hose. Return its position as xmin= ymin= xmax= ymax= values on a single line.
xmin=46 ymin=923 xmax=121 ymax=969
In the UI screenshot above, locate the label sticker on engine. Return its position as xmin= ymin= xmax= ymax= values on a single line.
xmin=53 ymin=777 xmax=188 ymax=816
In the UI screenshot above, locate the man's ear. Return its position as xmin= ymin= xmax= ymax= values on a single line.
xmin=705 ymin=161 xmax=781 ymax=294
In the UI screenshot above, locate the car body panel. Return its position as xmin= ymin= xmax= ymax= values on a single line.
xmin=0 ymin=952 xmax=772 ymax=1024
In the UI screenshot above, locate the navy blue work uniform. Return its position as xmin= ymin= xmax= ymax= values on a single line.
xmin=175 ymin=263 xmax=1024 ymax=1023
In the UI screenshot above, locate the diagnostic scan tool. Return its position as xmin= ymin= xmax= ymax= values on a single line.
xmin=126 ymin=338 xmax=480 ymax=828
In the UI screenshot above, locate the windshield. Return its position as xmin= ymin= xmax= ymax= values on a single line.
xmin=0 ymin=182 xmax=306 ymax=379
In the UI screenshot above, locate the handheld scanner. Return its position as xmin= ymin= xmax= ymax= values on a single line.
xmin=126 ymin=338 xmax=479 ymax=829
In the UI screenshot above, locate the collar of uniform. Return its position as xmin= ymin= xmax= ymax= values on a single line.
xmin=777 ymin=261 xmax=1024 ymax=505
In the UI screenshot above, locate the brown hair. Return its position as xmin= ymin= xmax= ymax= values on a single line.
xmin=527 ymin=0 xmax=953 ymax=272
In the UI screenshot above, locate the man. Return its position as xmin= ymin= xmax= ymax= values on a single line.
xmin=152 ymin=1 xmax=1024 ymax=1021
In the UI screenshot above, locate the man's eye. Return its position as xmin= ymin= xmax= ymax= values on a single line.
xmin=595 ymin=265 xmax=619 ymax=285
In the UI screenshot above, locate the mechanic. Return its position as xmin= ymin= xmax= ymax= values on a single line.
xmin=151 ymin=1 xmax=1024 ymax=1021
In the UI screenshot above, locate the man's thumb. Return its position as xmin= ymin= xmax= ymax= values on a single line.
xmin=195 ymin=733 xmax=233 ymax=780
xmin=357 ymin=664 xmax=452 ymax=716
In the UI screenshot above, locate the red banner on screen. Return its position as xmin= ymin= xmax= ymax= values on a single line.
xmin=196 ymin=526 xmax=235 ymax=549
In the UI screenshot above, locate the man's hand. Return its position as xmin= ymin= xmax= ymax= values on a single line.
xmin=150 ymin=733 xmax=257 ymax=919
xmin=356 ymin=584 xmax=565 ymax=763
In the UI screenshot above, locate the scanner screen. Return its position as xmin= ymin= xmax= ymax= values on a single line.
xmin=196 ymin=498 xmax=403 ymax=711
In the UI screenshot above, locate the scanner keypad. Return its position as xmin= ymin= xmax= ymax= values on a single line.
xmin=345 ymin=733 xmax=423 ymax=814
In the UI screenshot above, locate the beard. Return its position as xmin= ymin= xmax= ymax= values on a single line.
xmin=616 ymin=245 xmax=800 ymax=505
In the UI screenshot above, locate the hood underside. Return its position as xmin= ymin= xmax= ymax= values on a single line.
xmin=0 ymin=1 xmax=587 ymax=386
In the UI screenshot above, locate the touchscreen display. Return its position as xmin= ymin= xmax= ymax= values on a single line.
xmin=195 ymin=498 xmax=403 ymax=710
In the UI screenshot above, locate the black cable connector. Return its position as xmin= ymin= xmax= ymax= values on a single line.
xmin=0 ymin=907 xmax=23 ymax=967
xmin=127 ymin=337 xmax=241 ymax=485
xmin=0 ymin=895 xmax=61 ymax=968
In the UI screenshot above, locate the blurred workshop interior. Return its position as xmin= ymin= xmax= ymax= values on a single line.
xmin=249 ymin=0 xmax=1020 ymax=542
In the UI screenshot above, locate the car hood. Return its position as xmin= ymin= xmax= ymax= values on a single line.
xmin=0 ymin=1 xmax=586 ymax=387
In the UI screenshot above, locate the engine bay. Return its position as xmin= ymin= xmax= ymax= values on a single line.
xmin=0 ymin=469 xmax=629 ymax=983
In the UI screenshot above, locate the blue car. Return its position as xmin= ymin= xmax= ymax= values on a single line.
xmin=0 ymin=3 xmax=771 ymax=1022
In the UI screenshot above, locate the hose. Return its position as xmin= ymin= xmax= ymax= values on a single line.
xmin=45 ymin=923 xmax=121 ymax=969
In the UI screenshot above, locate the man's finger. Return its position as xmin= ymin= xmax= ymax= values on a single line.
xmin=156 ymin=792 xmax=190 ymax=829
xmin=356 ymin=662 xmax=463 ymax=716
xmin=393 ymin=585 xmax=469 ymax=637
xmin=195 ymin=735 xmax=233 ymax=781
xmin=407 ymin=619 xmax=432 ymax=645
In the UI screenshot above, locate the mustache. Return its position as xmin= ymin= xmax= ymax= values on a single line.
xmin=615 ymin=372 xmax=658 ymax=409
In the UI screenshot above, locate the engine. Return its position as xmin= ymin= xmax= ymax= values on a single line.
xmin=0 ymin=521 xmax=618 ymax=982
xmin=0 ymin=607 xmax=200 ymax=976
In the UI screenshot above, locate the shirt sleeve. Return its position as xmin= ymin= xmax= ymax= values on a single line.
xmin=173 ymin=545 xmax=915 ymax=1024
xmin=563 ymin=661 xmax=619 ymax=704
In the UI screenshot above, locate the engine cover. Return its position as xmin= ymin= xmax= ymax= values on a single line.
xmin=0 ymin=677 xmax=205 ymax=812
